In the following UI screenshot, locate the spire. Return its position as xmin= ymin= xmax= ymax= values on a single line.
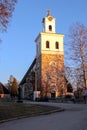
xmin=47 ymin=9 xmax=51 ymax=16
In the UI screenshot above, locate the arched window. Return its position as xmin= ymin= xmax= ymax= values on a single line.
xmin=55 ymin=42 xmax=59 ymax=49
xmin=46 ymin=41 xmax=49 ymax=48
xmin=49 ymin=25 xmax=52 ymax=31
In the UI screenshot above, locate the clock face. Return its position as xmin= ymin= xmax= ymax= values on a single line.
xmin=48 ymin=16 xmax=53 ymax=21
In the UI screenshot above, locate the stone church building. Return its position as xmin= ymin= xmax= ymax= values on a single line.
xmin=20 ymin=10 xmax=67 ymax=100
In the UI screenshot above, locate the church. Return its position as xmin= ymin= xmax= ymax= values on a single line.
xmin=20 ymin=10 xmax=67 ymax=100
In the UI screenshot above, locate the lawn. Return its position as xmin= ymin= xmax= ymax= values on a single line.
xmin=0 ymin=102 xmax=60 ymax=121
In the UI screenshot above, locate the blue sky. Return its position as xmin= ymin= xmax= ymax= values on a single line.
xmin=0 ymin=0 xmax=87 ymax=84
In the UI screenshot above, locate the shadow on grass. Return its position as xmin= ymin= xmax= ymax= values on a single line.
xmin=0 ymin=102 xmax=63 ymax=122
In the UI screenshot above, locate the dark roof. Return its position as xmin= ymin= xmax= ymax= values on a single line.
xmin=19 ymin=58 xmax=36 ymax=85
xmin=0 ymin=82 xmax=10 ymax=94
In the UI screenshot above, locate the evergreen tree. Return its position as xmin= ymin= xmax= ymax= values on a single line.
xmin=8 ymin=75 xmax=18 ymax=97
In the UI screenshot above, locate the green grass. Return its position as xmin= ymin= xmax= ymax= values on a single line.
xmin=0 ymin=102 xmax=60 ymax=121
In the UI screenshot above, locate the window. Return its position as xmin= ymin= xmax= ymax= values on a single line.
xmin=55 ymin=42 xmax=59 ymax=49
xmin=49 ymin=25 xmax=52 ymax=31
xmin=46 ymin=41 xmax=49 ymax=48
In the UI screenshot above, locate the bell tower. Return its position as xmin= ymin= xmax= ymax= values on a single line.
xmin=35 ymin=10 xmax=65 ymax=98
xmin=42 ymin=9 xmax=56 ymax=33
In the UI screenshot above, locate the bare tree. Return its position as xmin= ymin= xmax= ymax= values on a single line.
xmin=0 ymin=0 xmax=17 ymax=33
xmin=66 ymin=23 xmax=87 ymax=88
xmin=42 ymin=71 xmax=51 ymax=97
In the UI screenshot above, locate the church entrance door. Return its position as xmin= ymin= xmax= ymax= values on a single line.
xmin=51 ymin=91 xmax=55 ymax=99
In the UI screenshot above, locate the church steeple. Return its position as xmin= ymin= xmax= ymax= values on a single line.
xmin=42 ymin=10 xmax=56 ymax=33
xmin=35 ymin=10 xmax=65 ymax=98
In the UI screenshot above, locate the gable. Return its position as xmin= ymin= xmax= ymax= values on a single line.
xmin=0 ymin=82 xmax=9 ymax=94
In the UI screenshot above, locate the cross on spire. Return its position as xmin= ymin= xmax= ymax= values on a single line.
xmin=47 ymin=9 xmax=51 ymax=16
